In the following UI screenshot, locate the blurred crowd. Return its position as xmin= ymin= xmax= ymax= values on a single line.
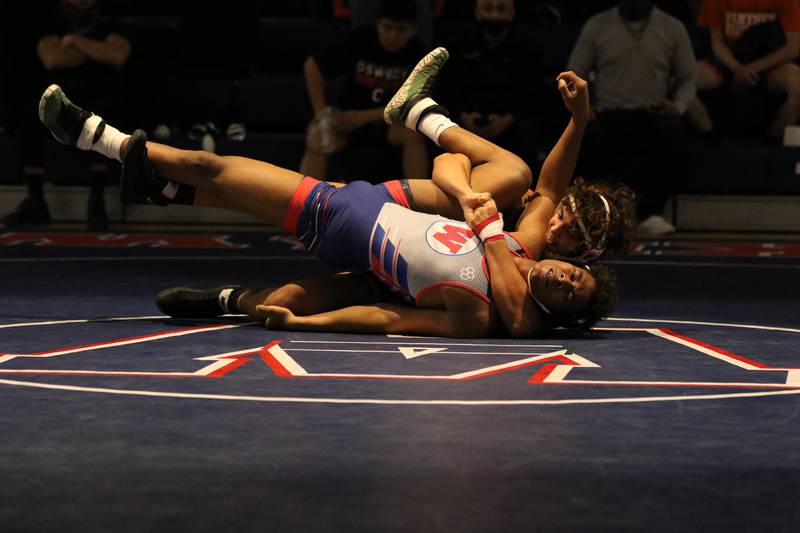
xmin=1 ymin=0 xmax=798 ymax=234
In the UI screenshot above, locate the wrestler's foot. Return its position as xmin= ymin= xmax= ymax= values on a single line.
xmin=156 ymin=286 xmax=242 ymax=318
xmin=120 ymin=129 xmax=172 ymax=206
xmin=383 ymin=47 xmax=449 ymax=128
xmin=39 ymin=84 xmax=94 ymax=146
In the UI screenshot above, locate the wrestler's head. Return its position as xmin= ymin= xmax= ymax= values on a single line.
xmin=526 ymin=258 xmax=618 ymax=331
xmin=543 ymin=178 xmax=636 ymax=262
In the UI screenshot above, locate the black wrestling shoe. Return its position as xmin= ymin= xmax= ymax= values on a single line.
xmin=120 ymin=129 xmax=172 ymax=206
xmin=156 ymin=286 xmax=241 ymax=318
xmin=39 ymin=84 xmax=95 ymax=146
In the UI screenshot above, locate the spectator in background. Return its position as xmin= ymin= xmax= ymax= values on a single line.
xmin=348 ymin=0 xmax=437 ymax=47
xmin=568 ymin=0 xmax=696 ymax=235
xmin=300 ymin=0 xmax=429 ymax=180
xmin=687 ymin=0 xmax=800 ymax=142
xmin=2 ymin=0 xmax=130 ymax=230
xmin=437 ymin=0 xmax=544 ymax=171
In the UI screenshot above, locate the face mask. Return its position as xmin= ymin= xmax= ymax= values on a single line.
xmin=618 ymin=0 xmax=653 ymax=21
xmin=479 ymin=18 xmax=511 ymax=38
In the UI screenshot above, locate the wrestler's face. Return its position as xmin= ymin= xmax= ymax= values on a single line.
xmin=527 ymin=259 xmax=595 ymax=316
xmin=377 ymin=18 xmax=416 ymax=53
xmin=544 ymin=201 xmax=582 ymax=257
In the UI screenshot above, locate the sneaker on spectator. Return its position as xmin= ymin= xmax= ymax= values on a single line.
xmin=782 ymin=125 xmax=800 ymax=146
xmin=188 ymin=122 xmax=219 ymax=153
xmin=152 ymin=123 xmax=172 ymax=140
xmin=226 ymin=122 xmax=246 ymax=141
xmin=2 ymin=197 xmax=51 ymax=227
xmin=638 ymin=215 xmax=676 ymax=236
xmin=188 ymin=122 xmax=220 ymax=140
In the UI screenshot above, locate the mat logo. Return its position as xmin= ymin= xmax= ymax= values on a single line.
xmin=426 ymin=221 xmax=478 ymax=255
xmin=259 ymin=326 xmax=800 ymax=390
xmin=1 ymin=321 xmax=799 ymax=394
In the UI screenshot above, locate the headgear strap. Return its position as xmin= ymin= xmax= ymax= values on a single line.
xmin=527 ymin=266 xmax=552 ymax=315
xmin=567 ymin=193 xmax=611 ymax=261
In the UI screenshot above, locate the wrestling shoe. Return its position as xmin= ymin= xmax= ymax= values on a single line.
xmin=156 ymin=286 xmax=242 ymax=318
xmin=383 ymin=47 xmax=449 ymax=128
xmin=120 ymin=129 xmax=172 ymax=206
xmin=39 ymin=84 xmax=95 ymax=146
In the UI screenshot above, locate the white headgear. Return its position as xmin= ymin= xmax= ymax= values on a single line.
xmin=566 ymin=193 xmax=611 ymax=262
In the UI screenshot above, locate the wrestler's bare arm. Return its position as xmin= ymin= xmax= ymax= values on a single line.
xmin=430 ymin=153 xmax=492 ymax=220
xmin=467 ymin=199 xmax=543 ymax=337
xmin=535 ymin=71 xmax=589 ymax=205
xmin=510 ymin=72 xmax=589 ymax=248
xmin=257 ymin=297 xmax=491 ymax=338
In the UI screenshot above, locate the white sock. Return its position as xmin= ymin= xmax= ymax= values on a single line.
xmin=417 ymin=113 xmax=456 ymax=147
xmin=405 ymin=97 xmax=456 ymax=146
xmin=218 ymin=288 xmax=235 ymax=314
xmin=161 ymin=181 xmax=179 ymax=200
xmin=405 ymin=97 xmax=437 ymax=130
xmin=77 ymin=115 xmax=130 ymax=162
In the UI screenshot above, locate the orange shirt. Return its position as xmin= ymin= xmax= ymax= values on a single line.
xmin=698 ymin=0 xmax=800 ymax=45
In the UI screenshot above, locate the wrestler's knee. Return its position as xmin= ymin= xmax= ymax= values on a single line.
xmin=501 ymin=152 xmax=533 ymax=194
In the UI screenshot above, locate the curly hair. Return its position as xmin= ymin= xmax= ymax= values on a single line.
xmin=547 ymin=262 xmax=619 ymax=333
xmin=563 ymin=177 xmax=637 ymax=256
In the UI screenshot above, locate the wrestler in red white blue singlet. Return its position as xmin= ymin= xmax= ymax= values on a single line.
xmin=283 ymin=178 xmax=531 ymax=304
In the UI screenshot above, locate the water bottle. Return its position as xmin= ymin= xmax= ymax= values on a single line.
xmin=318 ymin=107 xmax=337 ymax=154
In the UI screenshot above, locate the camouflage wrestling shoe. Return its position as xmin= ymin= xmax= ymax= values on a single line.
xmin=38 ymin=84 xmax=95 ymax=146
xmin=383 ymin=47 xmax=449 ymax=128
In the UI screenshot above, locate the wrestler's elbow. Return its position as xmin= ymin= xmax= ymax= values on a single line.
xmin=445 ymin=312 xmax=491 ymax=338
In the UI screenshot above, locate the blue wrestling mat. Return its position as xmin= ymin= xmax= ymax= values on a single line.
xmin=1 ymin=229 xmax=799 ymax=532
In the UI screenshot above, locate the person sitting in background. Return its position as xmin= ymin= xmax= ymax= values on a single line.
xmin=687 ymin=0 xmax=800 ymax=142
xmin=347 ymin=0 xmax=438 ymax=47
xmin=437 ymin=0 xmax=545 ymax=171
xmin=2 ymin=0 xmax=130 ymax=230
xmin=299 ymin=0 xmax=430 ymax=181
xmin=567 ymin=0 xmax=696 ymax=236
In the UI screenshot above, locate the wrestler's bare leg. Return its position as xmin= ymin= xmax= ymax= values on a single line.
xmin=406 ymin=125 xmax=530 ymax=219
xmin=383 ymin=48 xmax=530 ymax=218
xmin=236 ymin=272 xmax=387 ymax=318
xmin=120 ymin=138 xmax=304 ymax=225
xmin=183 ymin=126 xmax=529 ymax=223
